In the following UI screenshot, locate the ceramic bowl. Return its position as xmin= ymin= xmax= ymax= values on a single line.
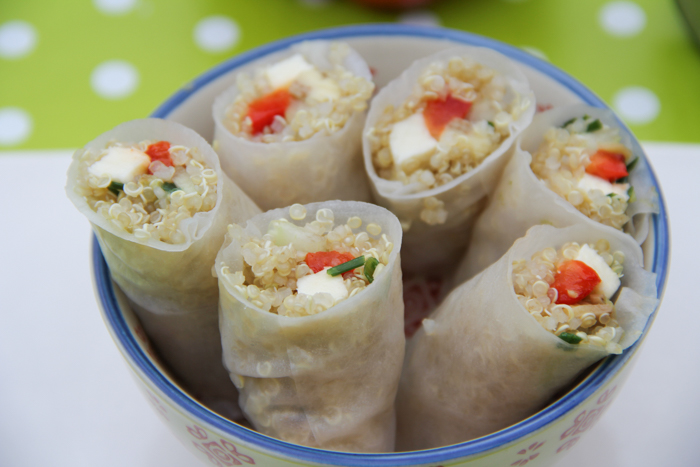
xmin=92 ymin=24 xmax=669 ymax=467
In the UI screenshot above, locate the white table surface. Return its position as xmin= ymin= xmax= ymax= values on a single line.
xmin=0 ymin=143 xmax=697 ymax=467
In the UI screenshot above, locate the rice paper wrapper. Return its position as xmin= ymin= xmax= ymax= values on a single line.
xmin=215 ymin=201 xmax=405 ymax=452
xmin=66 ymin=118 xmax=261 ymax=418
xmin=453 ymin=104 xmax=659 ymax=284
xmin=396 ymin=224 xmax=658 ymax=450
xmin=212 ymin=40 xmax=373 ymax=211
xmin=362 ymin=46 xmax=535 ymax=274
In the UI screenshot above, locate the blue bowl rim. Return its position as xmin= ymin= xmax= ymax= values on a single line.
xmin=93 ymin=23 xmax=670 ymax=466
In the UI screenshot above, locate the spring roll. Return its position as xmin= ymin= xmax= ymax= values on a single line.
xmin=454 ymin=104 xmax=659 ymax=283
xmin=396 ymin=224 xmax=658 ymax=450
xmin=66 ymin=118 xmax=261 ymax=418
xmin=215 ymin=201 xmax=404 ymax=452
xmin=363 ymin=46 xmax=535 ymax=273
xmin=213 ymin=40 xmax=374 ymax=211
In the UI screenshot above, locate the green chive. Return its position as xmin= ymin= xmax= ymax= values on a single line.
xmin=108 ymin=182 xmax=124 ymax=196
xmin=364 ymin=257 xmax=379 ymax=283
xmin=586 ymin=119 xmax=602 ymax=132
xmin=626 ymin=157 xmax=639 ymax=171
xmin=560 ymin=117 xmax=577 ymax=128
xmin=559 ymin=332 xmax=583 ymax=344
xmin=487 ymin=121 xmax=495 ymax=128
xmin=327 ymin=256 xmax=365 ymax=277
xmin=606 ymin=193 xmax=617 ymax=198
xmin=162 ymin=182 xmax=180 ymax=193
xmin=627 ymin=185 xmax=636 ymax=203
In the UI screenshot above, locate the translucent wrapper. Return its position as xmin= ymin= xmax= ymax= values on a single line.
xmin=454 ymin=105 xmax=659 ymax=284
xmin=215 ymin=201 xmax=405 ymax=452
xmin=66 ymin=119 xmax=261 ymax=417
xmin=362 ymin=46 xmax=535 ymax=274
xmin=212 ymin=41 xmax=373 ymax=211
xmin=396 ymin=224 xmax=658 ymax=450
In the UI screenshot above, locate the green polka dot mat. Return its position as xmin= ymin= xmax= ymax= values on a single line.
xmin=1 ymin=0 xmax=698 ymax=149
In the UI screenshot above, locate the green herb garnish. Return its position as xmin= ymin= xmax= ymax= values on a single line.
xmin=487 ymin=121 xmax=495 ymax=128
xmin=559 ymin=332 xmax=583 ymax=344
xmin=627 ymin=185 xmax=636 ymax=203
xmin=586 ymin=119 xmax=602 ymax=132
xmin=162 ymin=182 xmax=180 ymax=193
xmin=560 ymin=117 xmax=577 ymax=128
xmin=327 ymin=256 xmax=365 ymax=277
xmin=606 ymin=193 xmax=617 ymax=198
xmin=108 ymin=181 xmax=124 ymax=196
xmin=363 ymin=257 xmax=379 ymax=283
xmin=626 ymin=157 xmax=639 ymax=171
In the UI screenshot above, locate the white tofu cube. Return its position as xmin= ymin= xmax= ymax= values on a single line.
xmin=296 ymin=268 xmax=349 ymax=303
xmin=297 ymin=69 xmax=340 ymax=102
xmin=265 ymin=54 xmax=314 ymax=90
xmin=575 ymin=244 xmax=621 ymax=299
xmin=389 ymin=112 xmax=438 ymax=170
xmin=88 ymin=147 xmax=151 ymax=183
xmin=577 ymin=173 xmax=629 ymax=201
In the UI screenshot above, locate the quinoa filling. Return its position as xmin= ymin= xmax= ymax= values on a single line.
xmin=223 ymin=43 xmax=374 ymax=143
xmin=512 ymin=240 xmax=625 ymax=354
xmin=368 ymin=56 xmax=524 ymax=192
xmin=530 ymin=115 xmax=636 ymax=230
xmin=219 ymin=205 xmax=393 ymax=318
xmin=73 ymin=140 xmax=218 ymax=244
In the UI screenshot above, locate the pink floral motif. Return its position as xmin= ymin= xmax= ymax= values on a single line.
xmin=556 ymin=437 xmax=580 ymax=454
xmin=557 ymin=385 xmax=618 ymax=452
xmin=537 ymin=104 xmax=553 ymax=113
xmin=145 ymin=391 xmax=168 ymax=421
xmin=403 ymin=276 xmax=444 ymax=338
xmin=597 ymin=386 xmax=617 ymax=406
xmin=510 ymin=440 xmax=545 ymax=466
xmin=188 ymin=425 xmax=208 ymax=440
xmin=221 ymin=440 xmax=255 ymax=464
xmin=187 ymin=425 xmax=255 ymax=466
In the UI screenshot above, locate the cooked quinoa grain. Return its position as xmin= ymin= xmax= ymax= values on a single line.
xmin=223 ymin=43 xmax=374 ymax=143
xmin=73 ymin=141 xmax=217 ymax=244
xmin=219 ymin=207 xmax=393 ymax=317
xmin=368 ymin=57 xmax=525 ymax=191
xmin=530 ymin=116 xmax=634 ymax=230
xmin=512 ymin=241 xmax=625 ymax=354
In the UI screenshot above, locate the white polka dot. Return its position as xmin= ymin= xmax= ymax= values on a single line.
xmin=600 ymin=1 xmax=646 ymax=37
xmin=0 ymin=21 xmax=37 ymax=59
xmin=521 ymin=46 xmax=548 ymax=61
xmin=193 ymin=16 xmax=240 ymax=53
xmin=398 ymin=10 xmax=441 ymax=27
xmin=93 ymin=0 xmax=137 ymax=15
xmin=91 ymin=60 xmax=139 ymax=100
xmin=0 ymin=107 xmax=32 ymax=146
xmin=612 ymin=86 xmax=660 ymax=125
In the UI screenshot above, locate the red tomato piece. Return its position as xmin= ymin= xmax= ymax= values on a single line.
xmin=585 ymin=150 xmax=628 ymax=182
xmin=552 ymin=260 xmax=601 ymax=305
xmin=247 ymin=89 xmax=292 ymax=135
xmin=423 ymin=95 xmax=472 ymax=139
xmin=145 ymin=141 xmax=173 ymax=170
xmin=305 ymin=251 xmax=355 ymax=274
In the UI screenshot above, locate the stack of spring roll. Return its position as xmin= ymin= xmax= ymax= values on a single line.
xmin=65 ymin=39 xmax=660 ymax=453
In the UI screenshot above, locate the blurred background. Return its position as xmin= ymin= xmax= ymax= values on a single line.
xmin=1 ymin=1 xmax=699 ymax=466
xmin=0 ymin=0 xmax=699 ymax=150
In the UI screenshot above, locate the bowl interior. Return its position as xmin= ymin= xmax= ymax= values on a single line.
xmin=94 ymin=24 xmax=670 ymax=466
